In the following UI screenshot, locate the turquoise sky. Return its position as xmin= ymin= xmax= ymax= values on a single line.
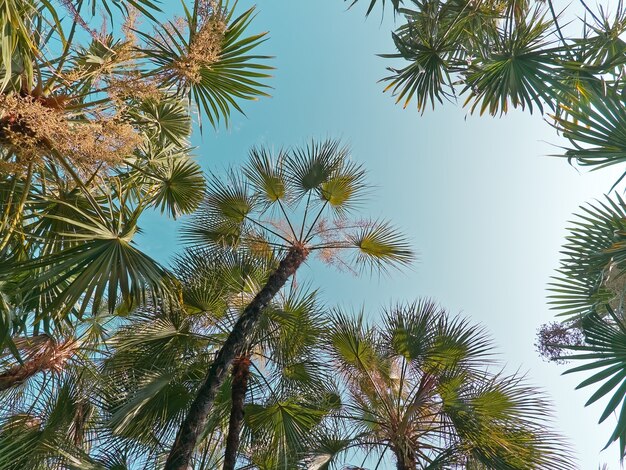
xmin=138 ymin=1 xmax=624 ymax=467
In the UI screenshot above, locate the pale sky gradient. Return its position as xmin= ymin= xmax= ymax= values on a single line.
xmin=138 ymin=1 xmax=625 ymax=467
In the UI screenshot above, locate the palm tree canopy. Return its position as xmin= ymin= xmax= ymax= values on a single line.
xmin=0 ymin=0 xmax=272 ymax=353
xmin=322 ymin=300 xmax=575 ymax=470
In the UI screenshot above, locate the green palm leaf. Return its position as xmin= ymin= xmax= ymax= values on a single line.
xmin=347 ymin=219 xmax=414 ymax=272
xmin=564 ymin=309 xmax=626 ymax=457
xmin=138 ymin=2 xmax=272 ymax=128
xmin=548 ymin=194 xmax=626 ymax=319
xmin=147 ymin=156 xmax=205 ymax=219
xmin=553 ymin=87 xmax=626 ymax=182
xmin=133 ymin=98 xmax=191 ymax=147
xmin=243 ymin=146 xmax=288 ymax=206
xmin=4 ymin=198 xmax=172 ymax=317
xmin=463 ymin=10 xmax=562 ymax=115
xmin=182 ymin=171 xmax=257 ymax=248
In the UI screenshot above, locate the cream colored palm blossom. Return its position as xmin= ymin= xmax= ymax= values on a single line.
xmin=0 ymin=94 xmax=140 ymax=173
xmin=169 ymin=1 xmax=227 ymax=85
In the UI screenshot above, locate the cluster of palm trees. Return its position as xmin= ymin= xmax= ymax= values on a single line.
xmin=347 ymin=0 xmax=626 ymax=460
xmin=1 ymin=0 xmax=626 ymax=468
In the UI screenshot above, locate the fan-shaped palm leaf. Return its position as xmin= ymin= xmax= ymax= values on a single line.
xmin=548 ymin=194 xmax=626 ymax=319
xmin=564 ymin=309 xmax=626 ymax=457
xmin=463 ymin=9 xmax=563 ymax=115
xmin=3 ymin=197 xmax=172 ymax=318
xmin=553 ymin=87 xmax=626 ymax=184
xmin=138 ymin=2 xmax=272 ymax=128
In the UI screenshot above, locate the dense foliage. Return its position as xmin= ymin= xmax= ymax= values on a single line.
xmin=2 ymin=0 xmax=626 ymax=468
xmin=348 ymin=0 xmax=626 ymax=461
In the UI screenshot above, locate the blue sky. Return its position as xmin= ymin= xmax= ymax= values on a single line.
xmin=138 ymin=1 xmax=624 ymax=467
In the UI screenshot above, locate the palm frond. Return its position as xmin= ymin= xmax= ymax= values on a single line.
xmin=146 ymin=156 xmax=206 ymax=219
xmin=347 ymin=219 xmax=414 ymax=273
xmin=553 ymin=87 xmax=626 ymax=182
xmin=243 ymin=145 xmax=288 ymax=206
xmin=139 ymin=2 xmax=272 ymax=128
xmin=4 ymin=197 xmax=172 ymax=318
xmin=564 ymin=309 xmax=626 ymax=458
xmin=463 ymin=9 xmax=562 ymax=115
xmin=548 ymin=194 xmax=626 ymax=319
xmin=182 ymin=170 xmax=257 ymax=248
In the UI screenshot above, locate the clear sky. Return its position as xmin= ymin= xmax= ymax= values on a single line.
xmin=138 ymin=1 xmax=625 ymax=467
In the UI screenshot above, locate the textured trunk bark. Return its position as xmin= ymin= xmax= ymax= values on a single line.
xmin=393 ymin=446 xmax=417 ymax=470
xmin=222 ymin=355 xmax=251 ymax=470
xmin=164 ymin=245 xmax=309 ymax=470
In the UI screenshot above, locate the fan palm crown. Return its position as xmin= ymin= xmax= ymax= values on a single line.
xmin=165 ymin=139 xmax=415 ymax=469
xmin=323 ymin=300 xmax=574 ymax=470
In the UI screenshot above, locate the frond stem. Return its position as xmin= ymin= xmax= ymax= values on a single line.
xmin=277 ymin=199 xmax=298 ymax=240
xmin=303 ymin=200 xmax=328 ymax=243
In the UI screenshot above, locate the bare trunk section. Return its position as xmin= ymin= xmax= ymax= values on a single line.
xmin=394 ymin=450 xmax=417 ymax=470
xmin=222 ymin=354 xmax=251 ymax=470
xmin=165 ymin=245 xmax=309 ymax=470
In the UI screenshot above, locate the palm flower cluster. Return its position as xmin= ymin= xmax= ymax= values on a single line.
xmin=0 ymin=93 xmax=140 ymax=173
xmin=170 ymin=1 xmax=228 ymax=85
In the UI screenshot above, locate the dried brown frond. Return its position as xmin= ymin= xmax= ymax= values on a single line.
xmin=0 ymin=94 xmax=141 ymax=172
xmin=0 ymin=336 xmax=79 ymax=391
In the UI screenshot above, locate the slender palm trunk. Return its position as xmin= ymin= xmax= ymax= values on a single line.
xmin=165 ymin=244 xmax=309 ymax=470
xmin=392 ymin=443 xmax=417 ymax=470
xmin=222 ymin=354 xmax=251 ymax=470
xmin=394 ymin=451 xmax=416 ymax=470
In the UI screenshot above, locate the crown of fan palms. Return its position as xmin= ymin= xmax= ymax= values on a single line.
xmin=319 ymin=300 xmax=574 ymax=470
xmin=164 ymin=139 xmax=414 ymax=469
xmin=0 ymin=0 xmax=271 ymax=355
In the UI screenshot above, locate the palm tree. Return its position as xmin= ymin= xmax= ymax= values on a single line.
xmin=545 ymin=194 xmax=626 ymax=457
xmin=0 ymin=0 xmax=271 ymax=355
xmin=319 ymin=300 xmax=574 ymax=469
xmin=164 ymin=139 xmax=414 ymax=468
xmin=0 ymin=245 xmax=338 ymax=469
xmin=99 ymin=248 xmax=340 ymax=469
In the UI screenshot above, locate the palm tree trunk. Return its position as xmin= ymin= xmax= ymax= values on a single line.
xmin=222 ymin=354 xmax=251 ymax=470
xmin=393 ymin=446 xmax=417 ymax=470
xmin=165 ymin=244 xmax=309 ymax=470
